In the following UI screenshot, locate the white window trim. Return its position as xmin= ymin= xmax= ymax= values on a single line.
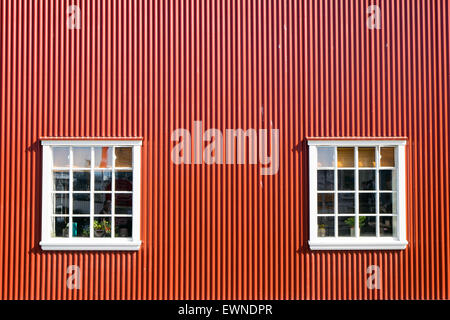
xmin=40 ymin=139 xmax=142 ymax=251
xmin=308 ymin=139 xmax=408 ymax=250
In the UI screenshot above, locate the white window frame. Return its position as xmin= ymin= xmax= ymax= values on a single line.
xmin=40 ymin=139 xmax=142 ymax=251
xmin=308 ymin=139 xmax=408 ymax=250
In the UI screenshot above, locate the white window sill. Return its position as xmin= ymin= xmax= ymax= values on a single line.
xmin=40 ymin=240 xmax=142 ymax=251
xmin=309 ymin=239 xmax=408 ymax=250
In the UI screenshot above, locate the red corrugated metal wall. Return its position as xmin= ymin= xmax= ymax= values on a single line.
xmin=0 ymin=0 xmax=449 ymax=300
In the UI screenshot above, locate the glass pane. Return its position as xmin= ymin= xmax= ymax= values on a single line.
xmin=53 ymin=194 xmax=69 ymax=215
xmin=318 ymin=192 xmax=334 ymax=214
xmin=73 ymin=217 xmax=90 ymax=237
xmin=94 ymin=217 xmax=111 ymax=238
xmin=338 ymin=170 xmax=354 ymax=190
xmin=338 ymin=193 xmax=355 ymax=214
xmin=337 ymin=147 xmax=354 ymax=168
xmin=52 ymin=217 xmax=69 ymax=237
xmin=359 ymin=170 xmax=375 ymax=190
xmin=94 ymin=194 xmax=112 ymax=215
xmin=73 ymin=194 xmax=90 ymax=215
xmin=115 ymin=194 xmax=132 ymax=215
xmin=53 ymin=171 xmax=69 ymax=191
xmin=380 ymin=216 xmax=396 ymax=237
xmin=94 ymin=147 xmax=113 ymax=168
xmin=115 ymin=217 xmax=132 ymax=237
xmin=380 ymin=193 xmax=395 ymax=214
xmin=359 ymin=193 xmax=376 ymax=213
xmin=317 ymin=170 xmax=334 ymax=191
xmin=318 ymin=217 xmax=334 ymax=237
xmin=73 ymin=147 xmax=91 ymax=168
xmin=115 ymin=147 xmax=132 ymax=167
xmin=53 ymin=147 xmax=70 ymax=167
xmin=73 ymin=171 xmax=90 ymax=191
xmin=115 ymin=171 xmax=133 ymax=191
xmin=358 ymin=147 xmax=375 ymax=167
xmin=379 ymin=170 xmax=395 ymax=190
xmin=317 ymin=147 xmax=335 ymax=167
xmin=380 ymin=147 xmax=395 ymax=167
xmin=338 ymin=217 xmax=355 ymax=237
xmin=360 ymin=216 xmax=376 ymax=237
xmin=94 ymin=171 xmax=112 ymax=191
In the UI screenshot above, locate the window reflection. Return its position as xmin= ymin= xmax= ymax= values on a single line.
xmin=359 ymin=170 xmax=375 ymax=190
xmin=73 ymin=147 xmax=91 ymax=168
xmin=337 ymin=147 xmax=354 ymax=168
xmin=338 ymin=193 xmax=355 ymax=214
xmin=317 ymin=170 xmax=334 ymax=190
xmin=359 ymin=193 xmax=376 ymax=213
xmin=94 ymin=194 xmax=112 ymax=215
xmin=115 ymin=147 xmax=132 ymax=167
xmin=95 ymin=147 xmax=112 ymax=168
xmin=317 ymin=147 xmax=335 ymax=167
xmin=53 ymin=147 xmax=70 ymax=167
xmin=358 ymin=147 xmax=376 ymax=167
xmin=318 ymin=193 xmax=334 ymax=214
xmin=380 ymin=147 xmax=395 ymax=167
xmin=73 ymin=194 xmax=90 ymax=215
xmin=338 ymin=170 xmax=354 ymax=190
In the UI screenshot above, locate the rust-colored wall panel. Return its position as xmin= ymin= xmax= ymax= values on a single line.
xmin=0 ymin=0 xmax=449 ymax=299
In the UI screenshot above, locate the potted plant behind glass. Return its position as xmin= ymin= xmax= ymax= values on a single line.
xmin=318 ymin=224 xmax=327 ymax=237
xmin=344 ymin=216 xmax=366 ymax=236
xmin=94 ymin=220 xmax=105 ymax=237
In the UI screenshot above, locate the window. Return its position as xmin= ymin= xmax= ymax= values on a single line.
xmin=308 ymin=139 xmax=407 ymax=250
xmin=40 ymin=140 xmax=142 ymax=251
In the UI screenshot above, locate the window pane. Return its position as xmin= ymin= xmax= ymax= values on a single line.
xmin=73 ymin=147 xmax=91 ymax=168
xmin=52 ymin=217 xmax=69 ymax=237
xmin=53 ymin=171 xmax=69 ymax=191
xmin=380 ymin=193 xmax=394 ymax=214
xmin=380 ymin=216 xmax=396 ymax=237
xmin=115 ymin=147 xmax=132 ymax=167
xmin=338 ymin=217 xmax=355 ymax=237
xmin=380 ymin=147 xmax=395 ymax=167
xmin=73 ymin=217 xmax=90 ymax=237
xmin=318 ymin=217 xmax=334 ymax=237
xmin=317 ymin=147 xmax=335 ymax=167
xmin=115 ymin=194 xmax=132 ymax=215
xmin=317 ymin=170 xmax=334 ymax=190
xmin=115 ymin=217 xmax=132 ymax=237
xmin=53 ymin=147 xmax=70 ymax=167
xmin=115 ymin=171 xmax=133 ymax=191
xmin=53 ymin=194 xmax=69 ymax=215
xmin=73 ymin=194 xmax=90 ymax=215
xmin=359 ymin=170 xmax=375 ymax=190
xmin=337 ymin=147 xmax=354 ymax=168
xmin=379 ymin=170 xmax=395 ymax=190
xmin=360 ymin=216 xmax=376 ymax=237
xmin=338 ymin=170 xmax=354 ymax=190
xmin=94 ymin=147 xmax=113 ymax=168
xmin=318 ymin=193 xmax=334 ymax=214
xmin=358 ymin=147 xmax=375 ymax=167
xmin=94 ymin=171 xmax=112 ymax=191
xmin=94 ymin=217 xmax=111 ymax=238
xmin=73 ymin=171 xmax=90 ymax=191
xmin=359 ymin=193 xmax=376 ymax=213
xmin=94 ymin=194 xmax=112 ymax=215
xmin=338 ymin=193 xmax=355 ymax=214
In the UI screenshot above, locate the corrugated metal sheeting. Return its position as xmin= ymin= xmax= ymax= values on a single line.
xmin=0 ymin=0 xmax=449 ymax=299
